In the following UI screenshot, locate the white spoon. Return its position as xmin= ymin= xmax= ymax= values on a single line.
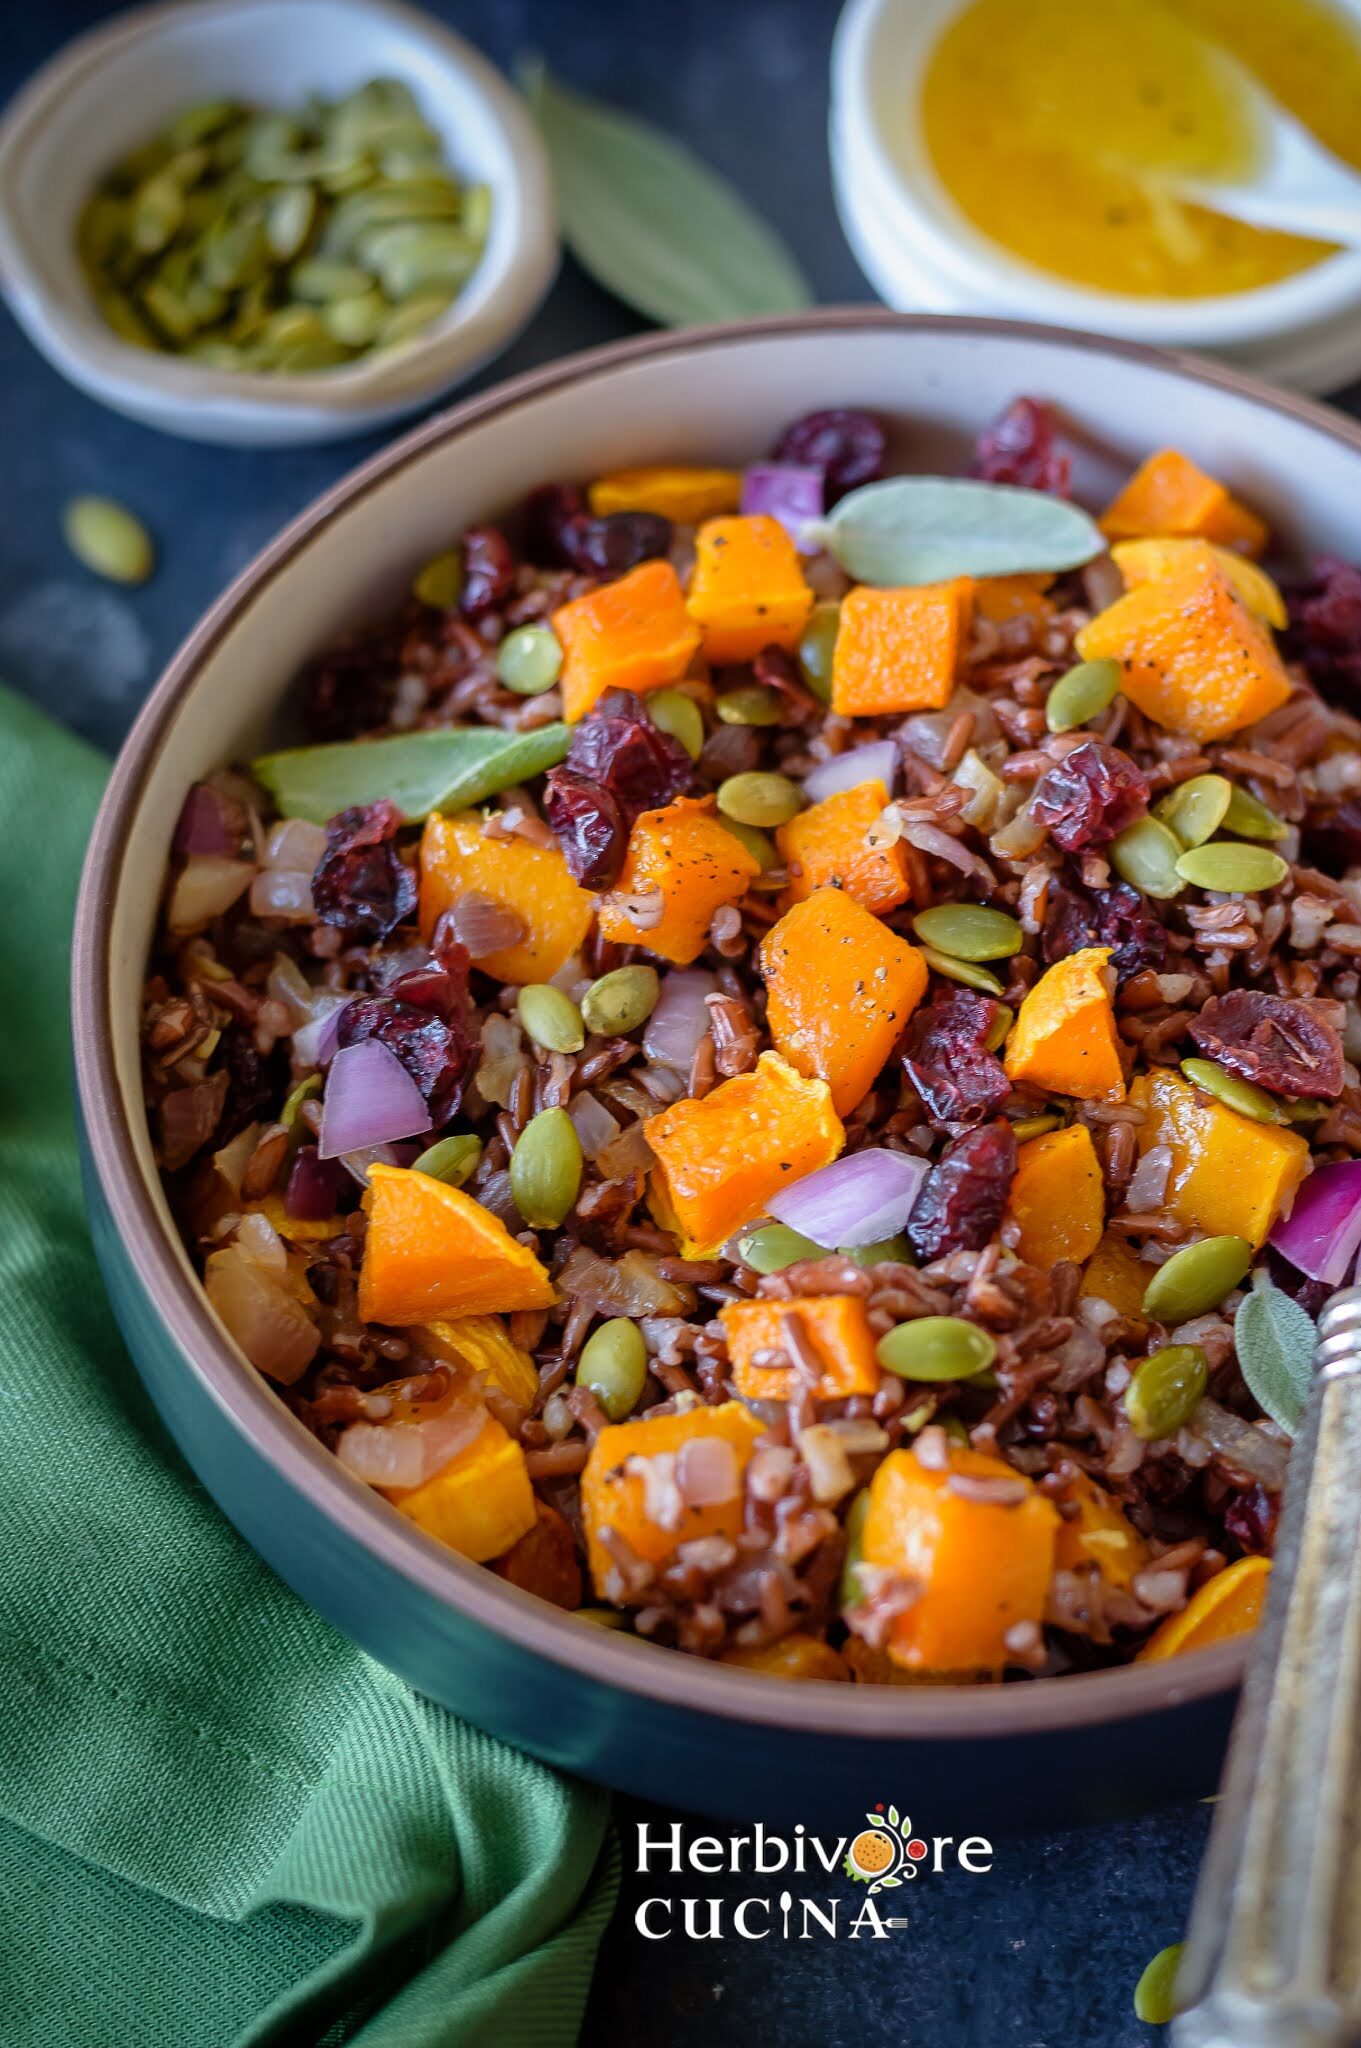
xmin=1168 ymin=56 xmax=1361 ymax=247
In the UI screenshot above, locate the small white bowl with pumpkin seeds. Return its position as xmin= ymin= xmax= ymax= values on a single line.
xmin=0 ymin=0 xmax=557 ymax=444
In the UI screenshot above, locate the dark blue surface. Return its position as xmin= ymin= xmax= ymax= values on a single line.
xmin=3 ymin=4 xmax=1222 ymax=2041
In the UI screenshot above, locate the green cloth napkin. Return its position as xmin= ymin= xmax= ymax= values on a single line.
xmin=0 ymin=686 xmax=617 ymax=2047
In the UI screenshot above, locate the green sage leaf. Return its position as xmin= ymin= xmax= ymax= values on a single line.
xmin=252 ymin=724 xmax=571 ymax=825
xmin=523 ymin=63 xmax=810 ymax=325
xmin=1234 ymin=1270 xmax=1317 ymax=1436
xmin=811 ymin=477 xmax=1104 ymax=587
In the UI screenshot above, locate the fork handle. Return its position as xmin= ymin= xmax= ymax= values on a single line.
xmin=1173 ymin=1285 xmax=1361 ymax=2048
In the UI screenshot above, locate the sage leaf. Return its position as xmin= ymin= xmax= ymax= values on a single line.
xmin=523 ymin=63 xmax=810 ymax=326
xmin=1234 ymin=1271 xmax=1317 ymax=1436
xmin=252 ymin=724 xmax=571 ymax=825
xmin=810 ymin=477 xmax=1104 ymax=587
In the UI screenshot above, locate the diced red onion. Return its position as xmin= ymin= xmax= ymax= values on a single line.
xmin=739 ymin=462 xmax=825 ymax=548
xmin=339 ymin=1141 xmax=418 ymax=1187
xmin=172 ymin=782 xmax=239 ymax=857
xmin=167 ymin=855 xmax=255 ymax=933
xmin=675 ymin=1434 xmax=740 ymax=1507
xmin=249 ymin=869 xmax=316 ymax=923
xmin=294 ymin=995 xmax=352 ymax=1070
xmin=768 ymin=1147 xmax=930 ymax=1249
xmin=264 ymin=818 xmax=327 ymax=871
xmin=1270 ymin=1160 xmax=1361 ymax=1286
xmin=643 ymin=970 xmax=718 ymax=1073
xmin=802 ymin=744 xmax=898 ymax=806
xmin=568 ymin=1090 xmax=621 ymax=1161
xmin=319 ymin=1039 xmax=432 ymax=1160
xmin=285 ymin=1144 xmax=341 ymax=1222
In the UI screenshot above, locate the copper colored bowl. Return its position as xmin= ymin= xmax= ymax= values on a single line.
xmin=73 ymin=312 xmax=1358 ymax=1829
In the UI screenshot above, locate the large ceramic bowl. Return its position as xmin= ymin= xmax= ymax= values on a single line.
xmin=72 ymin=312 xmax=1361 ymax=1832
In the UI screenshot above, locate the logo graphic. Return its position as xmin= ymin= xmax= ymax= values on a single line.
xmin=843 ymin=1805 xmax=930 ymax=1894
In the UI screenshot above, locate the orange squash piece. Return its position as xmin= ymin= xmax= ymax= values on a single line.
xmin=420 ymin=1315 xmax=540 ymax=1410
xmin=685 ymin=514 xmax=814 ymax=663
xmin=1004 ymin=947 xmax=1125 ymax=1101
xmin=552 ymin=559 xmax=701 ymax=722
xmin=1098 ymin=448 xmax=1268 ymax=556
xmin=830 ymin=580 xmax=972 ymax=716
xmin=247 ymin=1193 xmax=343 ymax=1244
xmin=1053 ymin=1472 xmax=1148 ymax=1593
xmin=419 ymin=810 xmax=593 ymax=985
xmin=861 ymin=1444 xmax=1060 ymax=1675
xmin=1080 ymin=1232 xmax=1150 ymax=1320
xmin=589 ymin=466 xmax=743 ymax=523
xmin=596 ymin=794 xmax=759 ymax=964
xmin=492 ymin=1500 xmax=583 ymax=1608
xmin=777 ymin=779 xmax=910 ymax=918
xmin=1008 ymin=1124 xmax=1105 ymax=1268
xmin=645 ymin=1050 xmax=844 ymax=1255
xmin=1075 ymin=550 xmax=1291 ymax=742
xmin=721 ymin=1634 xmax=850 ymax=1680
xmin=385 ymin=1413 xmax=537 ymax=1562
xmin=1110 ymin=537 xmax=1286 ymax=630
xmin=720 ymin=1294 xmax=881 ymax=1403
xmin=359 ymin=1162 xmax=556 ymax=1325
xmin=760 ymin=887 xmax=927 ymax=1115
xmin=972 ymin=573 xmax=1054 ymax=625
xmin=582 ymin=1400 xmax=766 ymax=1598
xmin=1128 ymin=1069 xmax=1309 ymax=1248
xmin=1137 ymin=1556 xmax=1270 ymax=1661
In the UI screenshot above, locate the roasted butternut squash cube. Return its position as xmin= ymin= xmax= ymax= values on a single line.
xmin=552 ymin=559 xmax=701 ymax=722
xmin=491 ymin=1500 xmax=583 ymax=1608
xmin=645 ymin=1051 xmax=844 ymax=1255
xmin=720 ymin=1294 xmax=881 ymax=1403
xmin=597 ymin=795 xmax=759 ymax=964
xmin=420 ymin=1315 xmax=540 ymax=1411
xmin=1098 ymin=448 xmax=1267 ymax=556
xmin=1008 ymin=1124 xmax=1105 ymax=1267
xmin=1075 ymin=550 xmax=1290 ymax=742
xmin=861 ymin=1444 xmax=1060 ymax=1675
xmin=776 ymin=779 xmax=910 ymax=917
xmin=1080 ymin=1232 xmax=1150 ymax=1320
xmin=589 ymin=466 xmax=743 ymax=523
xmin=1128 ymin=1068 xmax=1308 ymax=1248
xmin=1137 ymin=1555 xmax=1270 ymax=1661
xmin=720 ymin=1634 xmax=850 ymax=1680
xmin=972 ymin=573 xmax=1054 ymax=625
xmin=831 ymin=580 xmax=972 ymax=716
xmin=685 ymin=514 xmax=814 ymax=664
xmin=1004 ymin=947 xmax=1125 ymax=1101
xmin=1111 ymin=537 xmax=1285 ymax=629
xmin=1053 ymin=1473 xmax=1148 ymax=1594
xmin=359 ymin=1163 xmax=556 ymax=1325
xmin=419 ymin=810 xmax=593 ymax=985
xmin=386 ymin=1414 xmax=536 ymax=1563
xmin=582 ymin=1400 xmax=766 ymax=1599
xmin=760 ymin=887 xmax=927 ymax=1115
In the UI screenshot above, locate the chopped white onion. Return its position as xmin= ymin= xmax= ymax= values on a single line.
xmin=1125 ymin=1144 xmax=1173 ymax=1213
xmin=802 ymin=743 xmax=897 ymax=806
xmin=568 ymin=1090 xmax=621 ymax=1161
xmin=205 ymin=1240 xmax=318 ymax=1385
xmin=167 ymin=856 xmax=254 ymax=933
xmin=249 ymin=869 xmax=315 ymax=923
xmin=264 ymin=818 xmax=327 ymax=871
xmin=293 ymin=994 xmax=352 ymax=1069
xmin=643 ymin=970 xmax=717 ymax=1073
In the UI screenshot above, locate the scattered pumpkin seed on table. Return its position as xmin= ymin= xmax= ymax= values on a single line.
xmin=76 ymin=79 xmax=491 ymax=372
xmin=62 ymin=495 xmax=156 ymax=584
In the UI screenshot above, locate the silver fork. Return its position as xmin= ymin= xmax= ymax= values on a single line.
xmin=1173 ymin=1284 xmax=1361 ymax=2048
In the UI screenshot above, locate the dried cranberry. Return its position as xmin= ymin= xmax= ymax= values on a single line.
xmin=771 ymin=409 xmax=885 ymax=499
xmin=1303 ymin=796 xmax=1361 ymax=872
xmin=542 ymin=768 xmax=626 ymax=890
xmin=1031 ymin=741 xmax=1150 ymax=852
xmin=335 ymin=954 xmax=476 ymax=1124
xmin=523 ymin=483 xmax=590 ymax=566
xmin=751 ymin=643 xmax=818 ymax=722
xmin=1188 ymin=990 xmax=1344 ymax=1100
xmin=568 ymin=512 xmax=672 ymax=576
xmin=302 ymin=636 xmax=397 ymax=740
xmin=545 ymin=692 xmax=693 ymax=886
xmin=973 ymin=397 xmax=1071 ymax=496
xmin=1223 ymin=1483 xmax=1278 ymax=1555
xmin=220 ymin=1028 xmax=283 ymax=1139
xmin=311 ymin=800 xmax=417 ymax=943
xmin=1284 ymin=553 xmax=1361 ymax=706
xmin=459 ymin=525 xmax=516 ymax=617
xmin=907 ymin=1119 xmax=1017 ymax=1263
xmin=1264 ymin=1245 xmax=1333 ymax=1320
xmin=901 ymin=991 xmax=1010 ymax=1127
xmin=1042 ymin=879 xmax=1166 ymax=983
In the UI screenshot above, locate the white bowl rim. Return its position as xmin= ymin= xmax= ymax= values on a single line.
xmin=831 ymin=0 xmax=1361 ymax=350
xmin=74 ymin=306 xmax=1322 ymax=1742
xmin=0 ymin=0 xmax=558 ymax=424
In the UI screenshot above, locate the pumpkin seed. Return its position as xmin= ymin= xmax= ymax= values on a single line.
xmin=1125 ymin=1345 xmax=1208 ymax=1440
xmin=1044 ymin=656 xmax=1122 ymax=733
xmin=1109 ymin=815 xmax=1185 ymax=900
xmin=984 ymin=1004 xmax=1014 ymax=1053
xmin=843 ymin=1235 xmax=913 ymax=1267
xmin=517 ymin=984 xmax=585 ymax=1055
xmin=362 ymin=220 xmax=482 ymax=297
xmin=581 ymin=964 xmax=660 ymax=1037
xmin=839 ymin=1487 xmax=871 ymax=1609
xmin=280 ymin=1072 xmax=323 ymax=1130
xmin=1133 ymin=1943 xmax=1184 ymax=2027
xmin=62 ymin=495 xmax=155 ymax=585
xmin=1012 ymin=1113 xmax=1061 ymax=1142
xmin=577 ymin=1317 xmax=649 ymax=1421
xmin=290 ymin=256 xmax=373 ymax=302
xmin=1283 ymin=1097 xmax=1330 ymax=1124
xmin=321 ymin=291 xmax=387 ymax=348
xmin=411 ymin=1133 xmax=482 ymax=1188
xmin=1154 ymin=773 xmax=1232 ymax=848
xmin=377 ymin=290 xmax=454 ymax=348
xmin=1174 ymin=843 xmax=1290 ymax=892
xmin=646 ymin=687 xmax=705 ymax=760
xmin=496 ymin=625 xmax=563 ymax=696
xmin=265 ymin=185 xmax=316 ymax=260
xmin=876 ymin=1316 xmax=997 ymax=1383
xmin=166 ymin=100 xmax=242 ymax=150
xmin=1222 ymin=785 xmax=1288 ymax=842
xmin=919 ymin=945 xmax=1004 ymax=995
xmin=1180 ymin=1057 xmax=1287 ymax=1126
xmin=413 ymin=547 xmax=462 ymax=609
xmin=912 ymin=903 xmax=1022 ymax=961
xmin=130 ymin=173 xmax=185 ymax=253
xmin=718 ymin=817 xmax=780 ymax=871
xmin=738 ymin=1223 xmax=826 ymax=1274
xmin=796 ymin=602 xmax=840 ymax=703
xmin=510 ymin=1108 xmax=583 ymax=1230
xmin=1142 ymin=1235 xmax=1252 ymax=1324
xmin=717 ymin=771 xmax=804 ymax=828
xmin=716 ymin=684 xmax=785 ymax=726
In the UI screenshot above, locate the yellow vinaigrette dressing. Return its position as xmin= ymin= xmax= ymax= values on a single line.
xmin=921 ymin=0 xmax=1361 ymax=297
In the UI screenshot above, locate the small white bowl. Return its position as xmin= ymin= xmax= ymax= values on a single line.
xmin=0 ymin=0 xmax=558 ymax=445
xmin=831 ymin=0 xmax=1361 ymax=393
